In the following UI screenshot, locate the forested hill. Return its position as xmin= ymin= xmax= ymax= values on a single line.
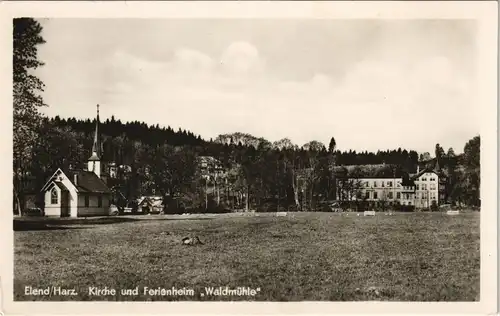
xmin=22 ymin=115 xmax=479 ymax=207
xmin=45 ymin=116 xmax=426 ymax=168
xmin=50 ymin=116 xmax=206 ymax=147
xmin=43 ymin=116 xmax=473 ymax=172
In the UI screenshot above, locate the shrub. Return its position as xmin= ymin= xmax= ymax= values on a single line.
xmin=399 ymin=205 xmax=415 ymax=212
xmin=22 ymin=207 xmax=44 ymax=217
xmin=430 ymin=200 xmax=438 ymax=212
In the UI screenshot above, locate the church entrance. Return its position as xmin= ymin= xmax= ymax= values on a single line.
xmin=60 ymin=191 xmax=70 ymax=217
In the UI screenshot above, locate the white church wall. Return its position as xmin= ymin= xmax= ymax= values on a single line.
xmin=44 ymin=185 xmax=62 ymax=216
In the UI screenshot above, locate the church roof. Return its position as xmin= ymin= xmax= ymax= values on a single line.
xmin=89 ymin=104 xmax=103 ymax=159
xmin=88 ymin=153 xmax=100 ymax=161
xmin=54 ymin=181 xmax=69 ymax=191
xmin=67 ymin=170 xmax=111 ymax=194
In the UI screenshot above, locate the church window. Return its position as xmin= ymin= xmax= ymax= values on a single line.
xmin=51 ymin=188 xmax=58 ymax=204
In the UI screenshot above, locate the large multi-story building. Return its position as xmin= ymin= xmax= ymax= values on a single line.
xmin=411 ymin=169 xmax=440 ymax=208
xmin=336 ymin=165 xmax=440 ymax=208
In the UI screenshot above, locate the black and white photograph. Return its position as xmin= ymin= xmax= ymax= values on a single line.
xmin=1 ymin=1 xmax=498 ymax=314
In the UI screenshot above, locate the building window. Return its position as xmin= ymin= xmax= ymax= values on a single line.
xmin=388 ymin=192 xmax=393 ymax=199
xmin=373 ymin=192 xmax=378 ymax=199
xmin=422 ymin=184 xmax=427 ymax=190
xmin=430 ymin=177 xmax=436 ymax=181
xmin=365 ymin=191 xmax=370 ymax=199
xmin=422 ymin=177 xmax=427 ymax=181
xmin=396 ymin=192 xmax=401 ymax=199
xmin=98 ymin=196 xmax=102 ymax=207
xmin=387 ymin=181 xmax=392 ymax=187
xmin=50 ymin=188 xmax=58 ymax=204
xmin=416 ymin=184 xmax=420 ymax=190
xmin=381 ymin=182 xmax=385 ymax=187
xmin=374 ymin=181 xmax=377 ymax=188
xmin=85 ymin=195 xmax=89 ymax=207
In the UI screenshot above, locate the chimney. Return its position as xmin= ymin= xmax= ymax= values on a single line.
xmin=417 ymin=165 xmax=420 ymax=174
xmin=74 ymin=174 xmax=78 ymax=186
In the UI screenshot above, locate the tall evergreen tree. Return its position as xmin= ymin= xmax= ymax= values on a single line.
xmin=13 ymin=18 xmax=46 ymax=215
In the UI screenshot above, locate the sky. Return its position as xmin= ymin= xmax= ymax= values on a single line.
xmin=34 ymin=19 xmax=478 ymax=154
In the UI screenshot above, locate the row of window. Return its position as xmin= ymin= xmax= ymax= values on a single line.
xmin=364 ymin=180 xmax=402 ymax=188
xmin=362 ymin=191 xmax=437 ymax=201
xmin=416 ymin=184 xmax=437 ymax=190
xmin=416 ymin=192 xmax=437 ymax=200
xmin=364 ymin=191 xmax=401 ymax=200
xmin=361 ymin=175 xmax=438 ymax=189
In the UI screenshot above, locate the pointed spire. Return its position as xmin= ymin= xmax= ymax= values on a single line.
xmin=90 ymin=104 xmax=102 ymax=160
xmin=434 ymin=157 xmax=441 ymax=172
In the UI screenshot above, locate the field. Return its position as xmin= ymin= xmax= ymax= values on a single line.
xmin=14 ymin=212 xmax=480 ymax=301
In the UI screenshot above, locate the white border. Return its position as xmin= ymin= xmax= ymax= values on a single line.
xmin=0 ymin=1 xmax=497 ymax=315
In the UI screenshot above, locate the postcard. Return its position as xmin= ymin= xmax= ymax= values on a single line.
xmin=0 ymin=1 xmax=497 ymax=315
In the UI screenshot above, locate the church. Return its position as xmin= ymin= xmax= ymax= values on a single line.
xmin=40 ymin=105 xmax=112 ymax=217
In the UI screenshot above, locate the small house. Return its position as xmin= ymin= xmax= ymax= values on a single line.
xmin=137 ymin=196 xmax=164 ymax=214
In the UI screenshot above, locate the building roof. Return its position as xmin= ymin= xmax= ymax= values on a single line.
xmin=67 ymin=170 xmax=111 ymax=194
xmin=401 ymin=176 xmax=416 ymax=187
xmin=90 ymin=104 xmax=103 ymax=159
xmin=88 ymin=153 xmax=100 ymax=161
xmin=410 ymin=168 xmax=439 ymax=181
xmin=138 ymin=196 xmax=163 ymax=207
xmin=54 ymin=181 xmax=69 ymax=191
xmin=334 ymin=164 xmax=407 ymax=179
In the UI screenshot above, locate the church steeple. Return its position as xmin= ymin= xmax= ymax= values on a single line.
xmin=88 ymin=104 xmax=102 ymax=178
xmin=91 ymin=104 xmax=102 ymax=158
xmin=434 ymin=157 xmax=441 ymax=173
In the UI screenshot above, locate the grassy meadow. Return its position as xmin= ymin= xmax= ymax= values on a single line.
xmin=14 ymin=212 xmax=480 ymax=301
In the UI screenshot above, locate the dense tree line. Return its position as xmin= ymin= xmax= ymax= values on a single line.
xmin=22 ymin=115 xmax=481 ymax=212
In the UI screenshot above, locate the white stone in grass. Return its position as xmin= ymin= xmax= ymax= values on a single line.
xmin=364 ymin=211 xmax=376 ymax=216
xmin=447 ymin=210 xmax=460 ymax=215
xmin=276 ymin=212 xmax=287 ymax=217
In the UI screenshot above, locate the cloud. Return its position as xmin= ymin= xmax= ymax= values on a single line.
xmin=220 ymin=41 xmax=265 ymax=76
xmin=40 ymin=37 xmax=476 ymax=153
xmin=172 ymin=48 xmax=215 ymax=74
